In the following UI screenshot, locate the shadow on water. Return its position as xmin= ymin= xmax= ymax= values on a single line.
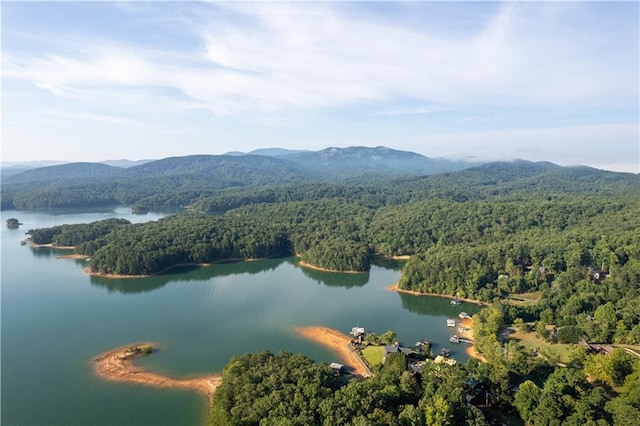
xmin=28 ymin=247 xmax=73 ymax=258
xmin=398 ymin=292 xmax=482 ymax=317
xmin=371 ymin=257 xmax=406 ymax=271
xmin=88 ymin=257 xmax=288 ymax=294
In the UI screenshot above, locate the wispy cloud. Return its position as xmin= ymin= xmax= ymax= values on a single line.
xmin=4 ymin=2 xmax=637 ymax=115
xmin=2 ymin=2 xmax=637 ymax=170
xmin=38 ymin=109 xmax=140 ymax=126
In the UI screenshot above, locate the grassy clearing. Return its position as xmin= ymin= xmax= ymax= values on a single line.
xmin=510 ymin=327 xmax=574 ymax=364
xmin=505 ymin=292 xmax=542 ymax=306
xmin=361 ymin=345 xmax=385 ymax=367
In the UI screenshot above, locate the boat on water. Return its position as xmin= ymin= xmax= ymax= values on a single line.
xmin=449 ymin=335 xmax=460 ymax=344
xmin=440 ymin=348 xmax=451 ymax=357
xmin=459 ymin=312 xmax=471 ymax=319
xmin=446 ymin=319 xmax=457 ymax=327
xmin=450 ymin=299 xmax=462 ymax=305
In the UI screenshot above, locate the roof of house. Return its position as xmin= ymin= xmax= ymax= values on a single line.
xmin=384 ymin=345 xmax=413 ymax=356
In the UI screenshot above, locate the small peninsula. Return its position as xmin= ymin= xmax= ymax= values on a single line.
xmin=93 ymin=343 xmax=221 ymax=405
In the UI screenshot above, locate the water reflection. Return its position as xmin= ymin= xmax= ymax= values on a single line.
xmin=398 ymin=292 xmax=481 ymax=317
xmin=298 ymin=266 xmax=369 ymax=288
xmin=28 ymin=247 xmax=72 ymax=258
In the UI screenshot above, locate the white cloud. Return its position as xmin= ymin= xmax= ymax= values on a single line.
xmin=416 ymin=123 xmax=639 ymax=171
xmin=3 ymin=2 xmax=637 ymax=115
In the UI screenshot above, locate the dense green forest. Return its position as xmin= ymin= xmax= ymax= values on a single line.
xmin=210 ymin=350 xmax=488 ymax=425
xmin=1 ymin=147 xmax=469 ymax=210
xmin=21 ymin=158 xmax=640 ymax=424
xmin=4 ymin=149 xmax=638 ymax=211
xmin=207 ymin=300 xmax=640 ymax=425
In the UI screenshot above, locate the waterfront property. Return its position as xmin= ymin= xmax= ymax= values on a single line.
xmin=330 ymin=362 xmax=344 ymax=376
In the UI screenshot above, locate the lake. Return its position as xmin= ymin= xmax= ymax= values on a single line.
xmin=1 ymin=207 xmax=480 ymax=425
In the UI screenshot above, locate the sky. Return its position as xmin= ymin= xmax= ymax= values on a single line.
xmin=2 ymin=1 xmax=639 ymax=172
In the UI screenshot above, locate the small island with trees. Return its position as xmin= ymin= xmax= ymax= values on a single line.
xmin=6 ymin=217 xmax=22 ymax=228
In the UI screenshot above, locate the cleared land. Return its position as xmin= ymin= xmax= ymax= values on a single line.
xmin=509 ymin=328 xmax=574 ymax=364
xmin=361 ymin=345 xmax=385 ymax=367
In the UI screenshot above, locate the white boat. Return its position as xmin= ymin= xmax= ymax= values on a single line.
xmin=446 ymin=319 xmax=456 ymax=327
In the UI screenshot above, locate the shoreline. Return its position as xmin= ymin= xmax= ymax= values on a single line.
xmin=58 ymin=254 xmax=89 ymax=260
xmin=28 ymin=241 xmax=75 ymax=250
xmin=457 ymin=318 xmax=487 ymax=362
xmin=93 ymin=343 xmax=221 ymax=406
xmin=84 ymin=259 xmax=251 ymax=279
xmin=373 ymin=254 xmax=411 ymax=260
xmin=295 ymin=326 xmax=372 ymax=378
xmin=297 ymin=260 xmax=366 ymax=274
xmin=387 ymin=284 xmax=488 ymax=362
xmin=386 ymin=283 xmax=489 ymax=306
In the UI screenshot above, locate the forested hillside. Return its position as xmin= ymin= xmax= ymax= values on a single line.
xmin=23 ymin=159 xmax=640 ymax=425
xmin=1 ymin=147 xmax=471 ymax=210
xmin=4 ymin=148 xmax=638 ymax=212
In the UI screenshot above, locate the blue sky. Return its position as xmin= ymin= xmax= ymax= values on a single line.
xmin=2 ymin=1 xmax=638 ymax=172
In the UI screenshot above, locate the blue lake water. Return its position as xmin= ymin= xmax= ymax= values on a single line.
xmin=1 ymin=207 xmax=479 ymax=425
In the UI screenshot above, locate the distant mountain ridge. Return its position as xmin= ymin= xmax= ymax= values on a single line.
xmin=3 ymin=146 xmax=469 ymax=185
xmin=2 ymin=146 xmax=638 ymax=211
xmin=284 ymin=146 xmax=470 ymax=178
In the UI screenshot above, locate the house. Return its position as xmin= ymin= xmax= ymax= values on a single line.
xmin=464 ymin=379 xmax=489 ymax=406
xmin=589 ymin=269 xmax=608 ymax=282
xmin=383 ymin=343 xmax=413 ymax=362
xmin=329 ymin=362 xmax=344 ymax=376
xmin=350 ymin=326 xmax=366 ymax=344
xmin=579 ymin=339 xmax=615 ymax=355
xmin=434 ymin=355 xmax=457 ymax=366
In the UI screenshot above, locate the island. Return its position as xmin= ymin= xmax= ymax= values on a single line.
xmin=6 ymin=217 xmax=22 ymax=228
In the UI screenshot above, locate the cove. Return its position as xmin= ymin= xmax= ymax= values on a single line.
xmin=1 ymin=207 xmax=480 ymax=425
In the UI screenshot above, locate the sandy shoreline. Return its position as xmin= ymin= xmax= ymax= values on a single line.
xmin=387 ymin=283 xmax=488 ymax=306
xmin=28 ymin=241 xmax=75 ymax=250
xmin=295 ymin=326 xmax=372 ymax=378
xmin=93 ymin=343 xmax=221 ymax=405
xmin=297 ymin=260 xmax=365 ymax=274
xmin=58 ymin=254 xmax=89 ymax=260
xmin=457 ymin=318 xmax=487 ymax=362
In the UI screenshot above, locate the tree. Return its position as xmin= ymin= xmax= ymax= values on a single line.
xmin=513 ymin=380 xmax=541 ymax=424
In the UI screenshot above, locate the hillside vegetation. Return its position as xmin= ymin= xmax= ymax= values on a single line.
xmin=23 ymin=157 xmax=640 ymax=425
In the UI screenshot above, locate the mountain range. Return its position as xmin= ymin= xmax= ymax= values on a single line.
xmin=2 ymin=146 xmax=637 ymax=211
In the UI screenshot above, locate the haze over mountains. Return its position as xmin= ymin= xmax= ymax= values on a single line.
xmin=2 ymin=146 xmax=638 ymax=211
xmin=2 ymin=147 xmax=469 ymax=183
